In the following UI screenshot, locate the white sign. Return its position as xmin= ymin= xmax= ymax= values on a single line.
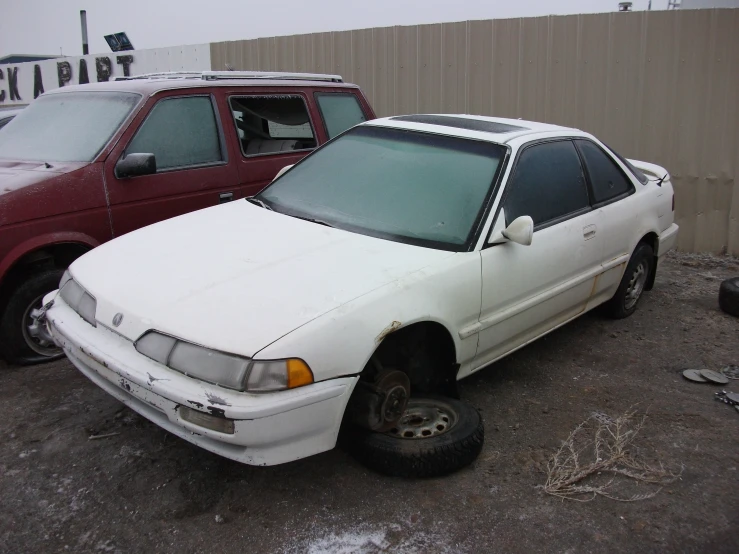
xmin=0 ymin=44 xmax=212 ymax=106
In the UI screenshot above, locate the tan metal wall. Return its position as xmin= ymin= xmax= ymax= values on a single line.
xmin=211 ymin=9 xmax=739 ymax=254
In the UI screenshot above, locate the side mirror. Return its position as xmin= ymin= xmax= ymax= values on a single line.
xmin=272 ymin=164 xmax=294 ymax=182
xmin=489 ymin=215 xmax=534 ymax=246
xmin=116 ymin=153 xmax=156 ymax=179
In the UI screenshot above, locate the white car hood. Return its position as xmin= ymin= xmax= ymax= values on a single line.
xmin=70 ymin=201 xmax=455 ymax=357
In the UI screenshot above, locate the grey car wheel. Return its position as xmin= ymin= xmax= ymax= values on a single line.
xmin=342 ymin=395 xmax=484 ymax=478
xmin=624 ymin=260 xmax=648 ymax=311
xmin=0 ymin=269 xmax=65 ymax=365
xmin=605 ymin=243 xmax=654 ymax=319
xmin=21 ymin=293 xmax=60 ymax=357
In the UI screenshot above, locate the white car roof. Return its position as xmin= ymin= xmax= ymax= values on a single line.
xmin=363 ymin=114 xmax=582 ymax=144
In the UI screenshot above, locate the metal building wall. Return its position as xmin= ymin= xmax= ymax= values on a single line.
xmin=211 ymin=9 xmax=739 ymax=254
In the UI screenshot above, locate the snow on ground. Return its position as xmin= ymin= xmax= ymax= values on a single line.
xmin=284 ymin=522 xmax=460 ymax=554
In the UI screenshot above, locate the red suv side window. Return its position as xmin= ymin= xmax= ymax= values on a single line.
xmin=228 ymin=96 xmax=317 ymax=158
xmin=315 ymin=93 xmax=368 ymax=139
xmin=126 ymin=95 xmax=224 ymax=171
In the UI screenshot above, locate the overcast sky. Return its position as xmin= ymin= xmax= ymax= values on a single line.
xmin=1 ymin=0 xmax=667 ymax=57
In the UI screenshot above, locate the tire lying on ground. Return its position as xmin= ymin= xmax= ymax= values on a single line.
xmin=342 ymin=395 xmax=484 ymax=478
xmin=719 ymin=277 xmax=739 ymax=317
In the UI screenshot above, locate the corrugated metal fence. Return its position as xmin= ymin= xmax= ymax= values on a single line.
xmin=211 ymin=9 xmax=739 ymax=254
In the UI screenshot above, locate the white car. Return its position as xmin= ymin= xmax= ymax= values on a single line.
xmin=45 ymin=114 xmax=678 ymax=477
xmin=0 ymin=107 xmax=24 ymax=130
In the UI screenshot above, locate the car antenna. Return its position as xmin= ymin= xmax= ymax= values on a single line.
xmin=654 ymin=172 xmax=668 ymax=187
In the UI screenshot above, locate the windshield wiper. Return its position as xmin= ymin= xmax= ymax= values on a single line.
xmin=246 ymin=196 xmax=273 ymax=211
xmin=291 ymin=214 xmax=335 ymax=228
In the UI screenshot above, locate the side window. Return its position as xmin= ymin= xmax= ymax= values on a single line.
xmin=126 ymin=96 xmax=222 ymax=171
xmin=504 ymin=141 xmax=589 ymax=227
xmin=229 ymin=96 xmax=316 ymax=157
xmin=576 ymin=140 xmax=635 ymax=204
xmin=604 ymin=143 xmax=648 ymax=184
xmin=315 ymin=93 xmax=367 ymax=139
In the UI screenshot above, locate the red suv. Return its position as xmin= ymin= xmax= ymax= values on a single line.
xmin=0 ymin=71 xmax=375 ymax=364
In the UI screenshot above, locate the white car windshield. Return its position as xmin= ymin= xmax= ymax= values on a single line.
xmin=0 ymin=91 xmax=140 ymax=163
xmin=259 ymin=125 xmax=506 ymax=250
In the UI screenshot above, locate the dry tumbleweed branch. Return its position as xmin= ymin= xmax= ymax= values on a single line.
xmin=542 ymin=410 xmax=683 ymax=502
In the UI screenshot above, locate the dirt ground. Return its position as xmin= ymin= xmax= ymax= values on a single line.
xmin=1 ymin=252 xmax=738 ymax=554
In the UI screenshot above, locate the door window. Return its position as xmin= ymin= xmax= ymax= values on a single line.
xmin=575 ymin=140 xmax=635 ymax=204
xmin=126 ymin=96 xmax=223 ymax=171
xmin=315 ymin=93 xmax=367 ymax=139
xmin=229 ymin=96 xmax=316 ymax=157
xmin=504 ymin=140 xmax=589 ymax=227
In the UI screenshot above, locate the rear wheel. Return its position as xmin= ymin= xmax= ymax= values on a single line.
xmin=342 ymin=395 xmax=484 ymax=478
xmin=605 ymin=243 xmax=654 ymax=319
xmin=0 ymin=269 xmax=64 ymax=365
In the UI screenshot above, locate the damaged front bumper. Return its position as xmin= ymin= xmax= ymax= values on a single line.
xmin=47 ymin=296 xmax=358 ymax=466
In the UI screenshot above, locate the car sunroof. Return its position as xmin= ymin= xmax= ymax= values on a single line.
xmin=391 ymin=115 xmax=527 ymax=134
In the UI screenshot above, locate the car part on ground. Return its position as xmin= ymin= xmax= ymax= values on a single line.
xmin=605 ymin=243 xmax=654 ymax=319
xmin=721 ymin=365 xmax=739 ymax=380
xmin=714 ymin=391 xmax=739 ymax=415
xmin=714 ymin=390 xmax=739 ymax=406
xmin=699 ymin=369 xmax=729 ymax=385
xmin=682 ymin=368 xmax=732 ymax=385
xmin=682 ymin=369 xmax=708 ymax=383
xmin=718 ymin=277 xmax=739 ymax=317
xmin=342 ymin=395 xmax=484 ymax=478
xmin=0 ymin=269 xmax=64 ymax=364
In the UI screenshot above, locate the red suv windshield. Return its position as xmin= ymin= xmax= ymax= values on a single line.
xmin=0 ymin=91 xmax=140 ymax=163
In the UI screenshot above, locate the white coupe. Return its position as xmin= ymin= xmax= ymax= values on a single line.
xmin=45 ymin=114 xmax=678 ymax=477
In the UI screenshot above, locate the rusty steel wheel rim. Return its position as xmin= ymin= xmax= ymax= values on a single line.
xmin=22 ymin=294 xmax=60 ymax=358
xmin=386 ymin=398 xmax=458 ymax=439
xmin=625 ymin=261 xmax=648 ymax=310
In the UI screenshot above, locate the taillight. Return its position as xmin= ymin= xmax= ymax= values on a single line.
xmin=672 ymin=193 xmax=675 ymax=212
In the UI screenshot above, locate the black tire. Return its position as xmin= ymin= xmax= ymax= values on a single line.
xmin=605 ymin=243 xmax=654 ymax=319
xmin=341 ymin=395 xmax=484 ymax=478
xmin=0 ymin=269 xmax=65 ymax=365
xmin=719 ymin=277 xmax=739 ymax=317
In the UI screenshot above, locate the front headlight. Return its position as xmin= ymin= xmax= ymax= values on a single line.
xmin=135 ymin=331 xmax=313 ymax=392
xmin=59 ymin=271 xmax=97 ymax=327
xmin=246 ymin=358 xmax=314 ymax=392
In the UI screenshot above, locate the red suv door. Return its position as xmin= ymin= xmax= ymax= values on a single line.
xmin=223 ymin=87 xmax=372 ymax=198
xmin=103 ymin=90 xmax=239 ymax=237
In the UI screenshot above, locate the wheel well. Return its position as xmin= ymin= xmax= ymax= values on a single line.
xmin=0 ymin=243 xmax=90 ymax=307
xmin=361 ymin=321 xmax=459 ymax=397
xmin=637 ymin=232 xmax=659 ymax=291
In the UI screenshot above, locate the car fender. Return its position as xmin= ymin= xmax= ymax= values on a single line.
xmin=255 ymin=252 xmax=483 ymax=382
xmin=0 ymin=231 xmax=100 ymax=285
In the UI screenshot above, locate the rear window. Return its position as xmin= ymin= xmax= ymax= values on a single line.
xmin=605 ymin=144 xmax=649 ymax=185
xmin=0 ymin=92 xmax=140 ymax=162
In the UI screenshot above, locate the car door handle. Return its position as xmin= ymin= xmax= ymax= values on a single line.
xmin=219 ymin=192 xmax=234 ymax=204
xmin=583 ymin=224 xmax=597 ymax=240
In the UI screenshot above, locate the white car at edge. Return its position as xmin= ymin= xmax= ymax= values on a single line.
xmin=45 ymin=114 xmax=678 ymax=477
